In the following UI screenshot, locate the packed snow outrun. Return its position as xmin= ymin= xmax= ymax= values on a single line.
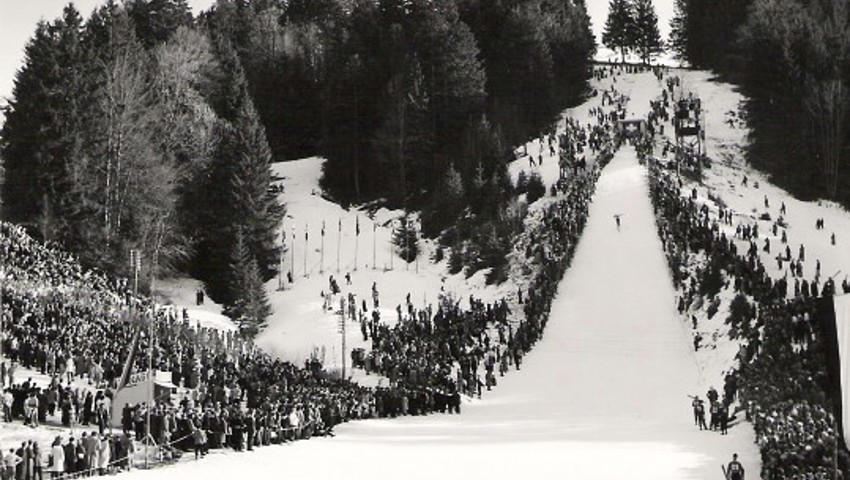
xmin=102 ymin=104 xmax=756 ymax=480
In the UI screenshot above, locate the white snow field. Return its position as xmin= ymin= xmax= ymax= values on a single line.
xmin=115 ymin=142 xmax=758 ymax=480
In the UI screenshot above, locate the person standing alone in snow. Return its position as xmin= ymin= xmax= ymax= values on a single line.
xmin=614 ymin=214 xmax=622 ymax=231
xmin=725 ymin=453 xmax=745 ymax=480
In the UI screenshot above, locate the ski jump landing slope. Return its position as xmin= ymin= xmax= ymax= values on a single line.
xmin=119 ymin=148 xmax=758 ymax=480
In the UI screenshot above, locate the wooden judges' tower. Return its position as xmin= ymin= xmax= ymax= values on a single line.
xmin=673 ymin=94 xmax=706 ymax=178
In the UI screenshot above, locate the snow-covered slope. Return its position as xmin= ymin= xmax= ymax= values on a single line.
xmin=23 ymin=65 xmax=849 ymax=480
xmin=259 ymin=157 xmax=517 ymax=368
xmin=112 ymin=128 xmax=758 ymax=480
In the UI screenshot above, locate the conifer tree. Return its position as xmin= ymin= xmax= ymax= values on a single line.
xmin=197 ymin=36 xmax=283 ymax=303
xmin=393 ymin=214 xmax=420 ymax=263
xmin=0 ymin=6 xmax=88 ymax=241
xmin=602 ymin=0 xmax=635 ymax=62
xmin=378 ymin=57 xmax=432 ymax=205
xmin=224 ymin=228 xmax=272 ymax=335
xmin=668 ymin=0 xmax=688 ymax=61
xmin=423 ymin=162 xmax=465 ymax=235
xmin=633 ymin=0 xmax=663 ymax=64
xmin=126 ymin=0 xmax=193 ymax=48
xmin=228 ymin=95 xmax=285 ymax=281
xmin=1 ymin=21 xmax=61 ymax=225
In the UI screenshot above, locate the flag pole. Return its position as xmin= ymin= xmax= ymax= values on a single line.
xmin=304 ymin=224 xmax=308 ymax=277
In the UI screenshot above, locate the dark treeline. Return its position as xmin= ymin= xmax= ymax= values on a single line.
xmin=203 ymin=0 xmax=593 ymax=287
xmin=1 ymin=0 xmax=596 ymax=312
xmin=670 ymin=0 xmax=850 ymax=208
xmin=203 ymin=0 xmax=594 ymax=209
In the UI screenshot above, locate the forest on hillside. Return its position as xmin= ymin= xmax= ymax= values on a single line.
xmin=0 ymin=0 xmax=595 ymax=328
xmin=670 ymin=0 xmax=850 ymax=208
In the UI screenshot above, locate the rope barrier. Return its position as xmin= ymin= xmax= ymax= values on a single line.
xmin=45 ymin=430 xmax=199 ymax=480
xmin=43 ymin=418 xmax=324 ymax=480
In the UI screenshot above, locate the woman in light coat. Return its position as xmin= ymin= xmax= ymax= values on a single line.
xmin=49 ymin=437 xmax=64 ymax=479
xmin=97 ymin=435 xmax=110 ymax=475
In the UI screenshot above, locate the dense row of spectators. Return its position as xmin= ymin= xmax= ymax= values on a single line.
xmin=0 ymin=220 xmax=446 ymax=468
xmin=648 ymin=149 xmax=849 ymax=478
xmin=358 ymin=164 xmax=603 ymax=405
xmin=0 ymin=163 xmax=606 ymax=470
xmin=0 ymin=432 xmax=135 ymax=480
xmin=355 ymin=72 xmax=623 ymax=418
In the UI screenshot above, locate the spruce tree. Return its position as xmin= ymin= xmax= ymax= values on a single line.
xmin=1 ymin=21 xmax=60 ymax=225
xmin=669 ymin=0 xmax=688 ymax=61
xmin=602 ymin=0 xmax=635 ymax=62
xmin=393 ymin=214 xmax=420 ymax=263
xmin=372 ymin=56 xmax=432 ymax=206
xmin=224 ymin=228 xmax=271 ymax=335
xmin=414 ymin=0 xmax=486 ymax=158
xmin=197 ymin=36 xmax=284 ymax=303
xmin=423 ymin=162 xmax=465 ymax=236
xmin=228 ymin=95 xmax=285 ymax=281
xmin=126 ymin=0 xmax=193 ymax=49
xmin=633 ymin=0 xmax=663 ymax=64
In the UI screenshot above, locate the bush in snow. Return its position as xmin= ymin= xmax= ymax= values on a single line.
xmin=393 ymin=214 xmax=420 ymax=263
xmin=698 ymin=256 xmax=725 ymax=298
xmin=726 ymin=293 xmax=754 ymax=339
xmin=525 ymin=172 xmax=546 ymax=204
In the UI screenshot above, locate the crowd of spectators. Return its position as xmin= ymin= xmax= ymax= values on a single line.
xmin=0 ymin=221 xmax=435 ymax=472
xmin=0 ymin=65 xmax=625 ymax=478
xmin=647 ymin=132 xmax=850 ymax=478
xmin=0 ymin=143 xmax=608 ymax=476
xmin=352 ymin=68 xmax=623 ymax=421
xmin=356 ymin=162 xmax=603 ymax=407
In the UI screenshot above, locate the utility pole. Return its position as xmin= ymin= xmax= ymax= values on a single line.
xmin=130 ymin=249 xmax=140 ymax=300
xmin=338 ymin=302 xmax=346 ymax=381
xmin=130 ymin=249 xmax=153 ymax=468
xmin=145 ymin=302 xmax=153 ymax=469
xmin=278 ymin=221 xmax=285 ymax=290
xmin=152 ymin=213 xmax=167 ymax=301
xmin=320 ymin=220 xmax=325 ymax=274
xmin=354 ymin=216 xmax=359 ymax=271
